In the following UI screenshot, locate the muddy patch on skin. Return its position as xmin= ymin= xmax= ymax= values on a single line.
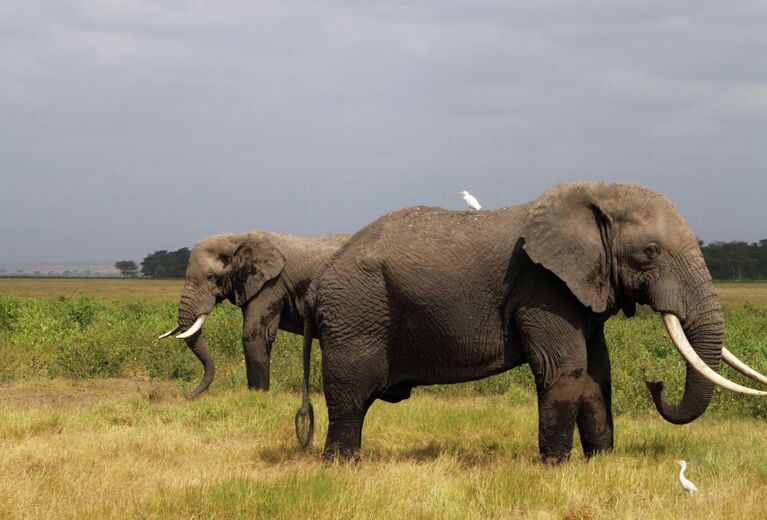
xmin=0 ymin=378 xmax=182 ymax=409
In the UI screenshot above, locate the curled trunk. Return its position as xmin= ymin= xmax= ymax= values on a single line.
xmin=182 ymin=330 xmax=216 ymax=399
xmin=646 ymin=290 xmax=724 ymax=424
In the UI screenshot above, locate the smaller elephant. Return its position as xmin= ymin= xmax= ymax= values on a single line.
xmin=159 ymin=230 xmax=348 ymax=398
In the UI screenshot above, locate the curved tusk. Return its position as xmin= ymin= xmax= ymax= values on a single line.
xmin=722 ymin=347 xmax=767 ymax=385
xmin=158 ymin=325 xmax=181 ymax=339
xmin=176 ymin=315 xmax=208 ymax=339
xmin=662 ymin=313 xmax=767 ymax=396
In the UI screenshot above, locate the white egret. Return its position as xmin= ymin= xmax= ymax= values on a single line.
xmin=675 ymin=460 xmax=698 ymax=495
xmin=458 ymin=190 xmax=481 ymax=210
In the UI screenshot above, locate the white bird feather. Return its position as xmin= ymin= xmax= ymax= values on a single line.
xmin=675 ymin=460 xmax=698 ymax=494
xmin=458 ymin=190 xmax=481 ymax=210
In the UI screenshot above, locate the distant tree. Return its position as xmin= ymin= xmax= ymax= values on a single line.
xmin=115 ymin=260 xmax=139 ymax=278
xmin=701 ymin=240 xmax=767 ymax=280
xmin=140 ymin=248 xmax=190 ymax=278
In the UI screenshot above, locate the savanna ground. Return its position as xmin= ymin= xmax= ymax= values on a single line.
xmin=1 ymin=279 xmax=767 ymax=518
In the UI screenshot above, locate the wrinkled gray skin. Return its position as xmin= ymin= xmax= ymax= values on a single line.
xmin=299 ymin=182 xmax=730 ymax=463
xmin=175 ymin=230 xmax=348 ymax=398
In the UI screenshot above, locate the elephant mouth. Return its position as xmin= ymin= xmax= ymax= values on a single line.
xmin=660 ymin=312 xmax=767 ymax=395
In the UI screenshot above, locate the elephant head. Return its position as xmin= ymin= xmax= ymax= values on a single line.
xmin=158 ymin=232 xmax=285 ymax=398
xmin=523 ymin=182 xmax=766 ymax=424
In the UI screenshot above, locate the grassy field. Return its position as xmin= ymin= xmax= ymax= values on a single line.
xmin=0 ymin=278 xmax=766 ymax=518
xmin=1 ymin=380 xmax=767 ymax=519
xmin=711 ymin=281 xmax=767 ymax=306
xmin=0 ymin=278 xmax=184 ymax=303
xmin=2 ymin=278 xmax=767 ymax=305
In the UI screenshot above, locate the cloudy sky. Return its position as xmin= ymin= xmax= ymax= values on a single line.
xmin=1 ymin=1 xmax=766 ymax=264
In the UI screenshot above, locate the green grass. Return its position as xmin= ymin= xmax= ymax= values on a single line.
xmin=1 ymin=295 xmax=766 ymax=418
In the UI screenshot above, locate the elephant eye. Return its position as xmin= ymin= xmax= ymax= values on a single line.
xmin=644 ymin=243 xmax=660 ymax=260
xmin=206 ymin=273 xmax=217 ymax=282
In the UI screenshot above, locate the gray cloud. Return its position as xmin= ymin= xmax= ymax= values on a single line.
xmin=1 ymin=1 xmax=766 ymax=263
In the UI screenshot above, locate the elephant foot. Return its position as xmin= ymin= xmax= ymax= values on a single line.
xmin=323 ymin=415 xmax=365 ymax=462
xmin=583 ymin=445 xmax=613 ymax=459
xmin=321 ymin=446 xmax=362 ymax=463
xmin=540 ymin=446 xmax=572 ymax=465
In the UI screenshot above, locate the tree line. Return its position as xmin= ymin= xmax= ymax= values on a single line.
xmin=701 ymin=240 xmax=767 ymax=280
xmin=115 ymin=248 xmax=190 ymax=278
xmin=116 ymin=241 xmax=767 ymax=280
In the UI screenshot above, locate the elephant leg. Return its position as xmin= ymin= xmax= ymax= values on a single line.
xmin=321 ymin=338 xmax=386 ymax=461
xmin=242 ymin=300 xmax=283 ymax=391
xmin=535 ymin=366 xmax=587 ymax=463
xmin=242 ymin=335 xmax=271 ymax=391
xmin=576 ymin=326 xmax=613 ymax=458
xmin=517 ymin=307 xmax=588 ymax=464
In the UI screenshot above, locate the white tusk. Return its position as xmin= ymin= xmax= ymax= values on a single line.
xmin=176 ymin=315 xmax=208 ymax=339
xmin=158 ymin=325 xmax=181 ymax=339
xmin=662 ymin=313 xmax=767 ymax=396
xmin=722 ymin=347 xmax=767 ymax=385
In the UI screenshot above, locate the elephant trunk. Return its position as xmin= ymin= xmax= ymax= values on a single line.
xmin=646 ymin=282 xmax=724 ymax=424
xmin=178 ymin=285 xmax=216 ymax=399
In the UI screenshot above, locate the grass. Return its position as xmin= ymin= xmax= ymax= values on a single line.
xmin=2 ymin=292 xmax=767 ymax=418
xmin=2 ymin=278 xmax=767 ymax=305
xmin=713 ymin=281 xmax=767 ymax=306
xmin=1 ymin=279 xmax=767 ymax=517
xmin=0 ymin=382 xmax=766 ymax=519
xmin=0 ymin=278 xmax=183 ymax=303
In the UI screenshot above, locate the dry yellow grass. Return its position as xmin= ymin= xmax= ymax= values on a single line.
xmin=3 ymin=278 xmax=767 ymax=306
xmin=713 ymin=282 xmax=767 ymax=306
xmin=0 ymin=278 xmax=183 ymax=303
xmin=0 ymin=379 xmax=766 ymax=519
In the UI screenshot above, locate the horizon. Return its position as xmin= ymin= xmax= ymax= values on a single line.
xmin=4 ymin=231 xmax=767 ymax=268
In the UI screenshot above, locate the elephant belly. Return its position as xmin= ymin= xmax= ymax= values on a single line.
xmin=381 ymin=289 xmax=527 ymax=385
xmin=388 ymin=329 xmax=524 ymax=386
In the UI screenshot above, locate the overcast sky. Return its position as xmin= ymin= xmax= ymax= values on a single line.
xmin=1 ymin=1 xmax=766 ymax=263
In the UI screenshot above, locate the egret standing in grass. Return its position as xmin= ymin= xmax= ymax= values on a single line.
xmin=676 ymin=460 xmax=698 ymax=495
xmin=458 ymin=190 xmax=481 ymax=210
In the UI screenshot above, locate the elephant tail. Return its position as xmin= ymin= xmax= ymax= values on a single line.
xmin=294 ymin=314 xmax=314 ymax=450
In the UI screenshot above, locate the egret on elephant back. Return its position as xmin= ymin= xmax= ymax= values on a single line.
xmin=458 ymin=190 xmax=482 ymax=210
xmin=294 ymin=181 xmax=767 ymax=463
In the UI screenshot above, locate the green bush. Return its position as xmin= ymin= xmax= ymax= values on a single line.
xmin=1 ymin=296 xmax=766 ymax=419
xmin=55 ymin=333 xmax=128 ymax=378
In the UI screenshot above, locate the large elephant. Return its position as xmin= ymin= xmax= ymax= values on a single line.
xmin=295 ymin=182 xmax=767 ymax=462
xmin=159 ymin=230 xmax=348 ymax=398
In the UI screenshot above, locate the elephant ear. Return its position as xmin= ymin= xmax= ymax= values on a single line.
xmin=522 ymin=182 xmax=617 ymax=313
xmin=231 ymin=237 xmax=286 ymax=306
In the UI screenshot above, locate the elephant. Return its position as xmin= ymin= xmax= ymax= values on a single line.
xmin=294 ymin=182 xmax=767 ymax=462
xmin=158 ymin=230 xmax=349 ymax=398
